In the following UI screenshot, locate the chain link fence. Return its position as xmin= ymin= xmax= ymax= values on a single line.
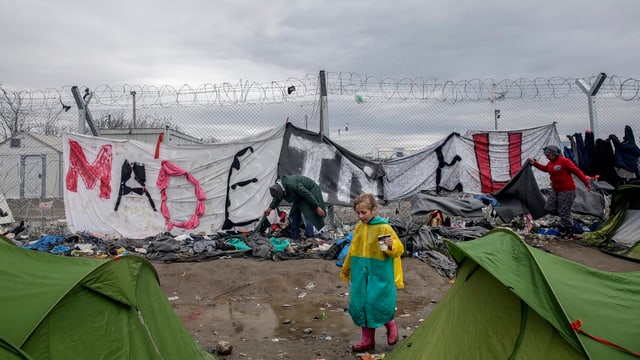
xmin=2 ymin=72 xmax=639 ymax=231
xmin=4 ymin=73 xmax=639 ymax=152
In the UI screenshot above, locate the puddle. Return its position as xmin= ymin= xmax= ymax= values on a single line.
xmin=271 ymin=298 xmax=354 ymax=339
xmin=174 ymin=295 xmax=432 ymax=341
xmin=178 ymin=300 xmax=278 ymax=338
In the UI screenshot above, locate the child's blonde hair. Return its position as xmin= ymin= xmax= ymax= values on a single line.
xmin=353 ymin=193 xmax=377 ymax=211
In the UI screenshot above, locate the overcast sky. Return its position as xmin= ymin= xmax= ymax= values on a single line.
xmin=2 ymin=0 xmax=639 ymax=90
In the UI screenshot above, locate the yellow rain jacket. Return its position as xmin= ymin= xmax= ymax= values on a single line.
xmin=340 ymin=216 xmax=404 ymax=328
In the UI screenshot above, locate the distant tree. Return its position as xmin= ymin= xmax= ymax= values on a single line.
xmin=96 ymin=112 xmax=128 ymax=129
xmin=0 ymin=85 xmax=75 ymax=139
xmin=32 ymin=107 xmax=72 ymax=136
xmin=97 ymin=112 xmax=183 ymax=133
xmin=0 ymin=86 xmax=30 ymax=139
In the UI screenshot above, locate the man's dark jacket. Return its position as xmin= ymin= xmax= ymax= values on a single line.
xmin=269 ymin=175 xmax=326 ymax=230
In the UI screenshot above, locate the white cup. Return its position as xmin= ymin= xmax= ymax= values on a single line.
xmin=378 ymin=241 xmax=388 ymax=251
xmin=378 ymin=234 xmax=390 ymax=251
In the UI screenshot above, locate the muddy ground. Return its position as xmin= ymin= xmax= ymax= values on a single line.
xmin=153 ymin=238 xmax=640 ymax=360
xmin=5 ymin=199 xmax=637 ymax=359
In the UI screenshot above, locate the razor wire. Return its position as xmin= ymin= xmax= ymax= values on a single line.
xmin=5 ymin=74 xmax=640 ymax=111
xmin=2 ymin=74 xmax=639 ymax=140
xmin=2 ymin=73 xmax=640 ymax=208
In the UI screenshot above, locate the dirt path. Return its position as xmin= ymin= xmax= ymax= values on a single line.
xmin=154 ymin=240 xmax=640 ymax=359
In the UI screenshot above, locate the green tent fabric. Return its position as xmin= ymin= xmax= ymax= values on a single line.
xmin=388 ymin=228 xmax=640 ymax=360
xmin=0 ymin=336 xmax=33 ymax=360
xmin=0 ymin=235 xmax=215 ymax=360
xmin=582 ymin=183 xmax=640 ymax=260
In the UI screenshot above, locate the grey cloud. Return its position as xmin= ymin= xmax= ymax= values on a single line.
xmin=1 ymin=0 xmax=640 ymax=90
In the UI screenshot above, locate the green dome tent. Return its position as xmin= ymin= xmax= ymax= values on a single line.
xmin=582 ymin=183 xmax=640 ymax=260
xmin=387 ymin=228 xmax=640 ymax=360
xmin=0 ymin=236 xmax=215 ymax=360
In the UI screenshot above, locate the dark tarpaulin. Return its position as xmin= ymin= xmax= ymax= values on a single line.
xmin=571 ymin=176 xmax=608 ymax=219
xmin=277 ymin=123 xmax=385 ymax=206
xmin=410 ymin=193 xmax=485 ymax=218
xmin=492 ymin=162 xmax=607 ymax=222
xmin=492 ymin=162 xmax=546 ymax=222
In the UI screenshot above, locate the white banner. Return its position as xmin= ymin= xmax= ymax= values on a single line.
xmin=0 ymin=194 xmax=14 ymax=225
xmin=63 ymin=126 xmax=284 ymax=239
xmin=383 ymin=123 xmax=561 ymax=199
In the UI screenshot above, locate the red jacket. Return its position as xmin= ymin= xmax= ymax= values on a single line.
xmin=533 ymin=156 xmax=590 ymax=192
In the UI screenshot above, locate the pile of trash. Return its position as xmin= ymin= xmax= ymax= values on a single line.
xmin=1 ymin=209 xmax=604 ymax=279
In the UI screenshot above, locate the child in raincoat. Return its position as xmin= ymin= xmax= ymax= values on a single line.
xmin=340 ymin=193 xmax=404 ymax=352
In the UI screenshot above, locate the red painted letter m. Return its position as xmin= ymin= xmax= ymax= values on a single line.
xmin=66 ymin=140 xmax=113 ymax=199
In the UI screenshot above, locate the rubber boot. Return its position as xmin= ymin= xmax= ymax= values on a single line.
xmin=385 ymin=320 xmax=399 ymax=345
xmin=351 ymin=327 xmax=375 ymax=352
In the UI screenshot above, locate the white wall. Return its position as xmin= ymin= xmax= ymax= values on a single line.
xmin=0 ymin=133 xmax=62 ymax=199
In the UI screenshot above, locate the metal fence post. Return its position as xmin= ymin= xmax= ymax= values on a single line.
xmin=71 ymin=86 xmax=100 ymax=136
xmin=319 ymin=70 xmax=328 ymax=139
xmin=576 ymin=73 xmax=607 ymax=137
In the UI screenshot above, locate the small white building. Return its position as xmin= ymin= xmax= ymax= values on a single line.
xmin=0 ymin=132 xmax=63 ymax=199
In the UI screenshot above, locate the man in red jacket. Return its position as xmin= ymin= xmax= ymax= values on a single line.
xmin=529 ymin=145 xmax=591 ymax=239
